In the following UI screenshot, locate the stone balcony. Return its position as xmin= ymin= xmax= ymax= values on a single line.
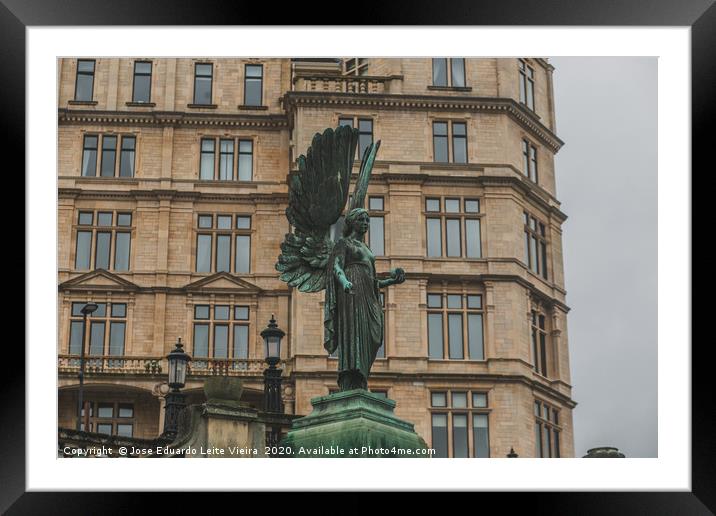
xmin=292 ymin=72 xmax=402 ymax=95
xmin=58 ymin=354 xmax=287 ymax=378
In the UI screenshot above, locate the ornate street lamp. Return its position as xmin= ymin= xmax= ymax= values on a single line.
xmin=261 ymin=314 xmax=285 ymax=413
xmin=162 ymin=337 xmax=191 ymax=439
xmin=507 ymin=447 xmax=519 ymax=458
xmin=76 ymin=302 xmax=98 ymax=431
xmin=261 ymin=315 xmax=285 ymax=453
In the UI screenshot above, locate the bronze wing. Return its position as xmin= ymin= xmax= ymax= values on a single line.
xmin=275 ymin=125 xmax=359 ymax=292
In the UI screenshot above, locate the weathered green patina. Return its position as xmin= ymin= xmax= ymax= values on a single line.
xmin=281 ymin=390 xmax=428 ymax=458
xmin=276 ymin=125 xmax=406 ymax=391
xmin=277 ymin=127 xmax=425 ymax=457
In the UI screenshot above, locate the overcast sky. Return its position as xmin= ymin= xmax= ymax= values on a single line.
xmin=550 ymin=57 xmax=658 ymax=458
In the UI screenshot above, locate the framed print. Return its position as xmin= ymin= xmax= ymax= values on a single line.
xmin=7 ymin=0 xmax=711 ymax=512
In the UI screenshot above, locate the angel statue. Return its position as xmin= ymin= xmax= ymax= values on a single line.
xmin=276 ymin=125 xmax=406 ymax=391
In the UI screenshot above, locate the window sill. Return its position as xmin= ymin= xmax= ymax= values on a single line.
xmin=193 ymin=272 xmax=252 ymax=276
xmin=76 ymin=176 xmax=138 ymax=183
xmin=196 ymin=179 xmax=256 ymax=186
xmin=187 ymin=103 xmax=218 ymax=109
xmin=521 ymin=174 xmax=540 ymax=187
xmin=68 ymin=100 xmax=98 ymax=106
xmin=532 ymin=371 xmax=552 ymax=382
xmin=126 ymin=101 xmax=156 ymax=107
xmin=329 ymin=356 xmax=387 ymax=360
xmin=237 ymin=105 xmax=268 ymax=111
xmin=427 ymin=358 xmax=487 ymax=362
xmin=430 ymin=161 xmax=471 ymax=167
xmin=427 ymin=85 xmax=473 ymax=92
xmin=524 ymin=266 xmax=550 ymax=284
xmin=425 ymin=256 xmax=485 ymax=261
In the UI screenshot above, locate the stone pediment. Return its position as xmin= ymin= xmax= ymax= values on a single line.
xmin=184 ymin=273 xmax=262 ymax=294
xmin=59 ymin=269 xmax=140 ymax=292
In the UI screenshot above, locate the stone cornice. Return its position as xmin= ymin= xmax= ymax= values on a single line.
xmin=478 ymin=175 xmax=567 ymax=222
xmin=282 ymin=169 xmax=566 ymax=220
xmin=288 ymin=369 xmax=576 ymax=408
xmin=58 ymin=174 xmax=565 ymax=220
xmin=57 ymin=187 xmax=289 ymax=204
xmin=58 ymin=108 xmax=289 ymax=129
xmin=382 ymin=173 xmax=565 ymax=223
xmin=282 ymin=92 xmax=564 ymax=152
xmin=407 ymin=271 xmax=569 ymax=312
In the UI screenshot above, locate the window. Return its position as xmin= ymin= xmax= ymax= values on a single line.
xmin=81 ymin=134 xmax=136 ymax=178
xmin=79 ymin=401 xmax=134 ymax=437
xmin=432 ymin=58 xmax=466 ymax=88
xmin=200 ymin=139 xmax=215 ymax=180
xmin=81 ymin=135 xmax=98 ymax=177
xmin=522 ymin=139 xmax=538 ymax=183
xmin=195 ymin=214 xmax=251 ymax=273
xmin=452 ymin=122 xmax=467 ymax=163
xmin=74 ymin=210 xmax=132 ymax=271
xmin=343 ymin=58 xmax=369 ymax=76
xmin=519 ymin=59 xmax=535 ymax=111
xmin=244 ymin=64 xmax=263 ymax=106
xmin=432 ymin=121 xmax=467 ymax=164
xmin=367 ymin=196 xmax=385 ymax=256
xmin=100 ymin=136 xmax=117 ymax=177
xmin=433 ymin=122 xmax=448 ymax=163
xmin=523 ymin=211 xmax=548 ymax=279
xmin=430 ymin=390 xmax=490 ymax=457
xmin=192 ymin=304 xmax=251 ymax=370
xmin=119 ymin=136 xmax=136 ymax=177
xmin=219 ymin=139 xmax=234 ymax=180
xmin=68 ymin=302 xmax=127 ymax=367
xmin=238 ymin=140 xmax=253 ymax=181
xmin=425 ymin=197 xmax=482 ymax=258
xmin=534 ymin=400 xmax=561 ymax=457
xmin=531 ymin=308 xmax=549 ymax=377
xmin=74 ymin=59 xmax=95 ymax=101
xmin=199 ymin=137 xmax=253 ymax=181
xmin=427 ymin=291 xmax=485 ymax=360
xmin=338 ymin=116 xmax=373 ymax=159
xmin=132 ymin=61 xmax=152 ymax=103
xmin=193 ymin=63 xmax=213 ymax=105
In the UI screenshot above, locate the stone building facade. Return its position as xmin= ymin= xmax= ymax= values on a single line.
xmin=57 ymin=57 xmax=575 ymax=457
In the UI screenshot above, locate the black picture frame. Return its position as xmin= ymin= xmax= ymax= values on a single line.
xmin=5 ymin=0 xmax=709 ymax=512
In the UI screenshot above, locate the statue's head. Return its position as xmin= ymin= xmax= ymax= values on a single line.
xmin=343 ymin=208 xmax=370 ymax=237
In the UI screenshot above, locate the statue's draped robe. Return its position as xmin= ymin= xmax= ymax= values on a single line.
xmin=324 ymin=238 xmax=384 ymax=390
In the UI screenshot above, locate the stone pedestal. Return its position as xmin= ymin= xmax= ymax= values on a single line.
xmin=281 ymin=389 xmax=428 ymax=458
xmin=169 ymin=377 xmax=266 ymax=458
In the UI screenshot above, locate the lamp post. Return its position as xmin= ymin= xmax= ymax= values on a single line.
xmin=507 ymin=447 xmax=519 ymax=458
xmin=76 ymin=302 xmax=98 ymax=431
xmin=261 ymin=314 xmax=285 ymax=413
xmin=261 ymin=315 xmax=285 ymax=453
xmin=162 ymin=337 xmax=191 ymax=439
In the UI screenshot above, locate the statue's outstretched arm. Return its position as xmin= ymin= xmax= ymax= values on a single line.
xmin=377 ymin=278 xmax=394 ymax=288
xmin=377 ymin=268 xmax=405 ymax=289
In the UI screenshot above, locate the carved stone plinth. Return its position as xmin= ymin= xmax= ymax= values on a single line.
xmin=281 ymin=389 xmax=428 ymax=458
xmin=169 ymin=377 xmax=266 ymax=458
